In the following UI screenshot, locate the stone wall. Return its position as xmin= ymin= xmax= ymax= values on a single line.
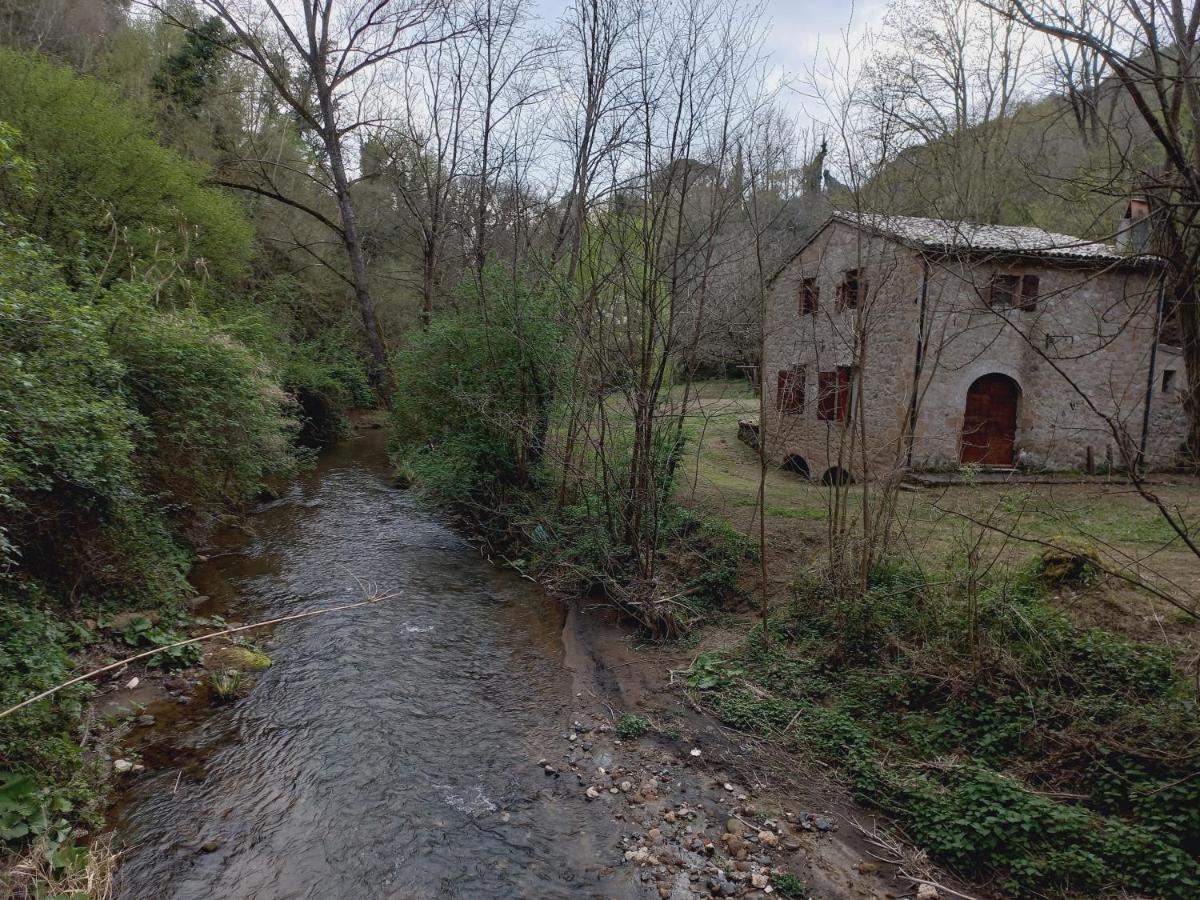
xmin=762 ymin=219 xmax=1189 ymax=478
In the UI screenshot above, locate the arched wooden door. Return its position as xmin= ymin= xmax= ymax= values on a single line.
xmin=960 ymin=374 xmax=1019 ymax=465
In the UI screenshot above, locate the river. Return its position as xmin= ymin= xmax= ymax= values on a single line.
xmin=110 ymin=430 xmax=646 ymax=899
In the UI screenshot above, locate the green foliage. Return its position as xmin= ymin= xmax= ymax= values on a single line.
xmin=0 ymin=596 xmax=90 ymax=787
xmin=686 ymin=652 xmax=742 ymax=691
xmin=104 ymin=284 xmax=298 ymax=518
xmin=0 ymin=48 xmax=252 ymax=289
xmin=152 ymin=16 xmax=229 ymax=115
xmin=207 ymin=669 xmax=243 ymax=704
xmin=0 ymin=229 xmax=295 ymax=603
xmin=1035 ymin=539 xmax=1103 ymax=586
xmin=0 ymin=103 xmax=297 ymax=859
xmin=0 ymin=773 xmax=72 ymax=846
xmin=771 ymin=872 xmax=807 ymax=898
xmin=616 ymin=714 xmax=649 ymax=739
xmin=390 ymin=264 xmax=564 ymax=510
xmin=688 ymin=562 xmax=1200 ymax=897
xmin=119 ymin=617 xmax=200 ymax=669
xmin=664 ymin=508 xmax=757 ymax=609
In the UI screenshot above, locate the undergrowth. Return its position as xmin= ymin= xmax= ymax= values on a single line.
xmin=389 ymin=267 xmax=756 ymax=636
xmin=687 ymin=559 xmax=1200 ymax=898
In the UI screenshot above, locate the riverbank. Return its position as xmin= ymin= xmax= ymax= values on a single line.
xmin=16 ymin=408 xmax=1195 ymax=899
xmin=556 ymin=603 xmax=944 ymax=899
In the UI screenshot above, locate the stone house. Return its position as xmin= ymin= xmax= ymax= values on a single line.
xmin=761 ymin=212 xmax=1188 ymax=482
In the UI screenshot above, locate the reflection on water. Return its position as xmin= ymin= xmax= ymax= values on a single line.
xmin=112 ymin=434 xmax=640 ymax=899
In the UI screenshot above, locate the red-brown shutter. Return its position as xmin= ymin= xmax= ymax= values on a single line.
xmin=817 ymin=371 xmax=837 ymax=420
xmin=777 ymin=369 xmax=805 ymax=413
xmin=1019 ymin=274 xmax=1039 ymax=311
xmin=836 ymin=366 xmax=851 ymax=421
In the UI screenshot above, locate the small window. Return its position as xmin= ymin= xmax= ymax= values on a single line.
xmin=1163 ymin=369 xmax=1177 ymax=393
xmin=799 ymin=277 xmax=819 ymax=315
xmin=989 ymin=273 xmax=1020 ymax=308
xmin=836 ymin=269 xmax=861 ymax=310
xmin=817 ymin=366 xmax=852 ymax=422
xmin=776 ymin=367 xmax=805 ymax=413
xmin=1018 ymin=274 xmax=1039 ymax=311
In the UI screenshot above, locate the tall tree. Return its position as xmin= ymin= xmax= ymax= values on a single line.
xmin=156 ymin=0 xmax=456 ymax=404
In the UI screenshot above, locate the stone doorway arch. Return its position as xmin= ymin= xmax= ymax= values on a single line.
xmin=960 ymin=373 xmax=1019 ymax=466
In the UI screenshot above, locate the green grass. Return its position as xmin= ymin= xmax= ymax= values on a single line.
xmin=765 ymin=504 xmax=827 ymax=520
xmin=673 ymin=380 xmax=1196 ymax=578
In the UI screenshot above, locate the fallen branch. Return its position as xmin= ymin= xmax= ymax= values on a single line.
xmin=0 ymin=589 xmax=400 ymax=722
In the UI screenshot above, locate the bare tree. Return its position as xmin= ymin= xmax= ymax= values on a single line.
xmin=1043 ymin=0 xmax=1120 ymax=145
xmin=155 ymin=0 xmax=459 ymax=404
xmin=993 ymin=0 xmax=1200 ymax=460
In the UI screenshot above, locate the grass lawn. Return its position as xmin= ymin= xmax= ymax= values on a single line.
xmin=673 ymin=378 xmax=1200 ymax=648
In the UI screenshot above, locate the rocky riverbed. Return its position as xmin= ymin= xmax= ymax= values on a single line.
xmin=527 ymin=704 xmax=926 ymax=900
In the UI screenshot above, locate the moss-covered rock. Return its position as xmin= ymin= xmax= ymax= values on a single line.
xmin=1037 ymin=539 xmax=1103 ymax=586
xmin=207 ymin=645 xmax=272 ymax=671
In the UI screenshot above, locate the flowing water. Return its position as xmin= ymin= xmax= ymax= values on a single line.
xmin=111 ymin=431 xmax=643 ymax=899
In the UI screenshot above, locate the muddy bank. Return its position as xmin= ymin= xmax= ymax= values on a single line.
xmin=103 ymin=428 xmax=919 ymax=899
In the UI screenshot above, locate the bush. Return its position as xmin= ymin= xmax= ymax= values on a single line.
xmin=390 ymin=264 xmax=563 ymax=512
xmin=0 ymin=230 xmax=296 ymax=605
xmin=0 ymin=127 xmax=297 ymax=859
xmin=1036 ymin=538 xmax=1103 ymax=586
xmin=103 ymin=284 xmax=298 ymax=529
xmin=0 ymin=595 xmax=91 ymax=784
xmin=616 ymin=714 xmax=649 ymax=739
xmin=0 ymin=48 xmax=252 ymax=290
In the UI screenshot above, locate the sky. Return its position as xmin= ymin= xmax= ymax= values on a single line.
xmin=529 ymin=0 xmax=892 ymax=123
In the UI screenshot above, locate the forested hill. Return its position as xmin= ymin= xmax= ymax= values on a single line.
xmin=858 ymin=39 xmax=1158 ymax=241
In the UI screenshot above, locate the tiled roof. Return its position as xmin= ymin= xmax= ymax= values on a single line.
xmin=834 ymin=212 xmax=1151 ymax=264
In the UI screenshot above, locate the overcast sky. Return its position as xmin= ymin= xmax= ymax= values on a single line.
xmin=528 ymin=0 xmax=891 ymax=128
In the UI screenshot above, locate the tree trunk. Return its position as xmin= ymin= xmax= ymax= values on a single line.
xmin=1171 ymin=269 xmax=1200 ymax=460
xmin=322 ymin=115 xmax=392 ymax=406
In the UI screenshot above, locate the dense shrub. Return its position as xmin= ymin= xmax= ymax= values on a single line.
xmin=0 ymin=47 xmax=251 ymax=288
xmin=104 ymin=284 xmax=298 ymax=531
xmin=0 ymin=123 xmax=297 ymax=854
xmin=390 ymin=264 xmax=563 ymax=511
xmin=0 ymin=231 xmax=296 ymax=602
xmin=390 ymin=268 xmax=754 ymax=634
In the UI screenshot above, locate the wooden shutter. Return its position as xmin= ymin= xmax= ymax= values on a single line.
xmin=836 ymin=366 xmax=851 ymax=421
xmin=817 ymin=371 xmax=837 ymax=420
xmin=1019 ymin=274 xmax=1039 ymax=311
xmin=777 ymin=369 xmax=804 ymax=413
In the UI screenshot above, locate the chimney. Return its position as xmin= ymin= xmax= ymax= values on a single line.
xmin=1116 ymin=196 xmax=1151 ymax=253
